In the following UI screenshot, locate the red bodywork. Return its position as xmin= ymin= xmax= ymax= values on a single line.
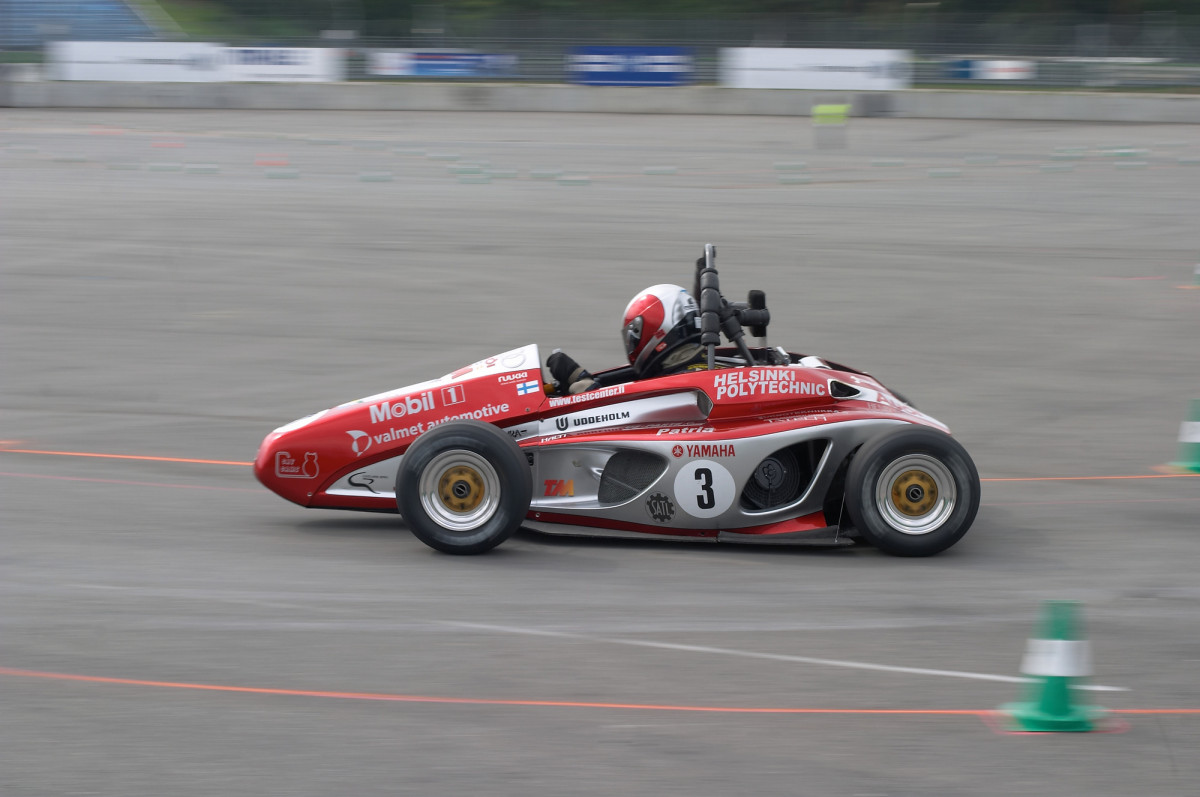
xmin=255 ymin=344 xmax=946 ymax=540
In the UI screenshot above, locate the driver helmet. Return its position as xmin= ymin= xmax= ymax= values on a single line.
xmin=621 ymin=284 xmax=702 ymax=378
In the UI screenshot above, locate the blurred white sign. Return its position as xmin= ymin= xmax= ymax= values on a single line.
xmin=224 ymin=47 xmax=344 ymax=82
xmin=49 ymin=43 xmax=345 ymax=82
xmin=49 ymin=41 xmax=225 ymax=82
xmin=721 ymin=48 xmax=911 ymax=91
xmin=975 ymin=60 xmax=1036 ymax=80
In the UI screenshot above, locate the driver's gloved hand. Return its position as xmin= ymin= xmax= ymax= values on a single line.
xmin=548 ymin=350 xmax=597 ymax=394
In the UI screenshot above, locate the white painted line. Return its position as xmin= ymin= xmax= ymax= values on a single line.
xmin=443 ymin=620 xmax=1127 ymax=692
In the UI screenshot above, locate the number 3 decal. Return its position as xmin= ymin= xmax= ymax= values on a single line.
xmin=695 ymin=468 xmax=715 ymax=509
xmin=674 ymin=460 xmax=735 ymax=518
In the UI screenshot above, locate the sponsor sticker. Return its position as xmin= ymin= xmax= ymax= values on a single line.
xmin=712 ymin=368 xmax=827 ymax=401
xmin=274 ymin=451 xmax=319 ymax=479
xmin=682 ymin=443 xmax=735 ymax=458
xmin=671 ymin=444 xmax=684 ymax=458
xmin=673 ymin=460 xmax=735 ymax=518
xmin=549 ymin=409 xmax=633 ymax=434
xmin=516 ymin=380 xmax=540 ymax=396
xmin=347 ymin=471 xmax=389 ymax=494
xmin=497 ymin=371 xmax=530 ymax=384
xmin=370 ymin=391 xmax=436 ymax=424
xmin=347 ymin=430 xmax=372 ymax=456
xmin=646 ymin=492 xmax=675 ymax=523
xmin=653 ymin=425 xmax=715 ymax=435
xmin=547 ymin=384 xmax=626 ymax=408
xmin=544 ymin=479 xmax=574 ymax=497
xmin=503 ymin=422 xmax=538 ymax=440
xmin=428 ymin=403 xmax=511 ymax=426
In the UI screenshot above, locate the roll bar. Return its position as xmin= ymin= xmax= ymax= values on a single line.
xmin=692 ymin=243 xmax=771 ymax=370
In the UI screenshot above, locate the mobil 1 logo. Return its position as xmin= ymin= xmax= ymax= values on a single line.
xmin=673 ymin=460 xmax=735 ymax=519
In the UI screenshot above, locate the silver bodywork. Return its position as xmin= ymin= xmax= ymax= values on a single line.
xmin=526 ymin=416 xmax=907 ymax=534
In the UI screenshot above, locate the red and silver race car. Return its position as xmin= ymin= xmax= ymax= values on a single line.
xmin=256 ymin=245 xmax=980 ymax=557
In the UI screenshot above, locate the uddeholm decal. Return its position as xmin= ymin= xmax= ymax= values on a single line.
xmin=646 ymin=492 xmax=675 ymax=523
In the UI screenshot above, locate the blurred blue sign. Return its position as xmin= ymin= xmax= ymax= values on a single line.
xmin=369 ymin=51 xmax=516 ymax=78
xmin=567 ymin=47 xmax=693 ymax=86
xmin=411 ymin=52 xmax=516 ymax=77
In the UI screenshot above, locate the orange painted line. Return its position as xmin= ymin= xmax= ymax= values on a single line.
xmin=0 ymin=668 xmax=979 ymax=714
xmin=3 ymin=667 xmax=1198 ymax=716
xmin=0 ymin=449 xmax=252 ymax=467
xmin=0 ymin=472 xmax=259 ymax=493
xmin=1 ymin=448 xmax=1195 ymax=482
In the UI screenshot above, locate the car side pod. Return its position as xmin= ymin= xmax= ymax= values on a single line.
xmin=999 ymin=601 xmax=1108 ymax=732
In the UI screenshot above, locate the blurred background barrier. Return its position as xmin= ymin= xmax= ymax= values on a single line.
xmin=567 ymin=46 xmax=693 ymax=87
xmin=47 ymin=41 xmax=345 ymax=82
xmin=3 ymin=1 xmax=1200 ymax=90
xmin=721 ymin=48 xmax=911 ymax=91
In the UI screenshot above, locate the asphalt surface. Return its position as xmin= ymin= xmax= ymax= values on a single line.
xmin=2 ymin=109 xmax=1199 ymax=797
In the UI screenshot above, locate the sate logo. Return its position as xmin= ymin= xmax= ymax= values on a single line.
xmin=646 ymin=492 xmax=675 ymax=523
xmin=347 ymin=430 xmax=372 ymax=456
xmin=544 ymin=479 xmax=574 ymax=497
xmin=274 ymin=451 xmax=318 ymax=479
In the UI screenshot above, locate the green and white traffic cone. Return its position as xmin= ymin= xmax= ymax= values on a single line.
xmin=1169 ymin=399 xmax=1200 ymax=473
xmin=812 ymin=103 xmax=849 ymax=150
xmin=1180 ymin=262 xmax=1200 ymax=289
xmin=1000 ymin=601 xmax=1107 ymax=732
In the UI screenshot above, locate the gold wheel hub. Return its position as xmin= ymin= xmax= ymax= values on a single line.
xmin=889 ymin=469 xmax=938 ymax=517
xmin=438 ymin=466 xmax=486 ymax=513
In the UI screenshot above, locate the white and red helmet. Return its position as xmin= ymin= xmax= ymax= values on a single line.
xmin=621 ymin=284 xmax=702 ymax=377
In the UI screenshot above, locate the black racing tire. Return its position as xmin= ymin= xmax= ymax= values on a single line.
xmin=396 ymin=420 xmax=532 ymax=555
xmin=844 ymin=426 xmax=980 ymax=557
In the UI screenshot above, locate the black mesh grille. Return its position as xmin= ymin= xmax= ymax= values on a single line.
xmin=598 ymin=450 xmax=667 ymax=504
xmin=740 ymin=440 xmax=829 ymax=511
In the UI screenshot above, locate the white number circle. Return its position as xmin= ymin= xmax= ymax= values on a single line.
xmin=673 ymin=460 xmax=735 ymax=519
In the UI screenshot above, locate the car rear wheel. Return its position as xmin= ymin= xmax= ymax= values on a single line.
xmin=396 ymin=420 xmax=531 ymax=555
xmin=844 ymin=426 xmax=979 ymax=557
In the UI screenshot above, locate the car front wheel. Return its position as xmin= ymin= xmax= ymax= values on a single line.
xmin=844 ymin=426 xmax=980 ymax=557
xmin=396 ymin=420 xmax=531 ymax=555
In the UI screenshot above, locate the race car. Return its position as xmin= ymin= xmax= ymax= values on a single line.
xmin=256 ymin=245 xmax=980 ymax=557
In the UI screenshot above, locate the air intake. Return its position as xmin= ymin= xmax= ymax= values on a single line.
xmin=740 ymin=440 xmax=829 ymax=511
xmin=598 ymin=450 xmax=667 ymax=504
xmin=829 ymin=380 xmax=863 ymax=399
